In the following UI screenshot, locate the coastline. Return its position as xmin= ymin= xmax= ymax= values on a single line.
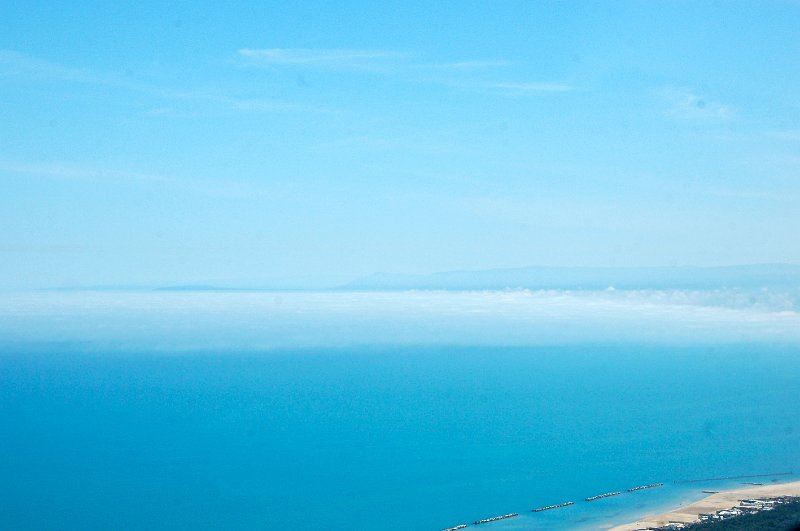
xmin=608 ymin=480 xmax=800 ymax=530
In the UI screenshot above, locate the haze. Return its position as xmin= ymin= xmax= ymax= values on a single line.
xmin=2 ymin=2 xmax=799 ymax=289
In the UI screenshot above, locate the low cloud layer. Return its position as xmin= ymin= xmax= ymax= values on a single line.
xmin=2 ymin=289 xmax=798 ymax=351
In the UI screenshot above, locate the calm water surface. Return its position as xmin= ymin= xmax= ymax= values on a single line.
xmin=1 ymin=344 xmax=798 ymax=530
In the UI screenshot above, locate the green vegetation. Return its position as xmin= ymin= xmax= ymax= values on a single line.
xmin=682 ymin=500 xmax=800 ymax=530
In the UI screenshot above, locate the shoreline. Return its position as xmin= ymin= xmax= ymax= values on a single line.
xmin=608 ymin=480 xmax=800 ymax=530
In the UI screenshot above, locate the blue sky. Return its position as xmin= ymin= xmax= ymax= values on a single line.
xmin=2 ymin=1 xmax=799 ymax=289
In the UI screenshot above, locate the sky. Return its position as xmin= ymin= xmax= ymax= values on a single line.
xmin=2 ymin=1 xmax=799 ymax=289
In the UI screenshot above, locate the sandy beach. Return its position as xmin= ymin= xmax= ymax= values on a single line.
xmin=609 ymin=480 xmax=800 ymax=530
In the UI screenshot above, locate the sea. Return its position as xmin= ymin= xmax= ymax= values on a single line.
xmin=1 ymin=290 xmax=799 ymax=530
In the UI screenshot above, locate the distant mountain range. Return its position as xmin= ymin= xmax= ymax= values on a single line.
xmin=342 ymin=264 xmax=800 ymax=291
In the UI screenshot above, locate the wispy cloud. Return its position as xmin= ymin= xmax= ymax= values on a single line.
xmin=658 ymin=88 xmax=733 ymax=120
xmin=439 ymin=80 xmax=574 ymax=95
xmin=0 ymin=161 xmax=170 ymax=183
xmin=0 ymin=49 xmax=104 ymax=83
xmin=482 ymin=82 xmax=574 ymax=94
xmin=4 ymin=47 xmax=573 ymax=113
xmin=239 ymin=48 xmax=406 ymax=69
xmin=236 ymin=48 xmax=577 ymax=98
xmin=0 ymin=243 xmax=94 ymax=254
xmin=161 ymin=91 xmax=313 ymax=113
xmin=417 ymin=59 xmax=512 ymax=70
xmin=238 ymin=48 xmax=515 ymax=75
xmin=0 ymin=160 xmax=293 ymax=200
xmin=768 ymin=129 xmax=800 ymax=142
xmin=1 ymin=49 xmax=312 ymax=114
xmin=311 ymin=133 xmax=460 ymax=155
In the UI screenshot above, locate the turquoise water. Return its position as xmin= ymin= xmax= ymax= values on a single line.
xmin=1 ymin=343 xmax=799 ymax=530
